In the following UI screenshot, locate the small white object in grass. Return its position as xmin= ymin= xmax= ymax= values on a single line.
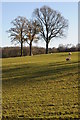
xmin=69 ymin=52 xmax=72 ymax=55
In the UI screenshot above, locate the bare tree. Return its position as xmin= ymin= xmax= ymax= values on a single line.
xmin=7 ymin=16 xmax=28 ymax=56
xmin=33 ymin=5 xmax=68 ymax=54
xmin=25 ymin=20 xmax=40 ymax=56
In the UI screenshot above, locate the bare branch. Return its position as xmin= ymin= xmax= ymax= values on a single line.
xmin=33 ymin=5 xmax=68 ymax=53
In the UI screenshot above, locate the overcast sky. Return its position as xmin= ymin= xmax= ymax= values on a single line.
xmin=1 ymin=2 xmax=78 ymax=48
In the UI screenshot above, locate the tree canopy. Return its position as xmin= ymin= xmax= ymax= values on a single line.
xmin=33 ymin=5 xmax=68 ymax=54
xmin=7 ymin=16 xmax=28 ymax=56
xmin=7 ymin=6 xmax=68 ymax=56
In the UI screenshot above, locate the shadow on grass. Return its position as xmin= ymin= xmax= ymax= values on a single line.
xmin=2 ymin=61 xmax=78 ymax=87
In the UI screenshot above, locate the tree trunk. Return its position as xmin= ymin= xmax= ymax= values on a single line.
xmin=30 ymin=41 xmax=32 ymax=56
xmin=21 ymin=41 xmax=23 ymax=56
xmin=46 ymin=41 xmax=48 ymax=54
xmin=46 ymin=25 xmax=49 ymax=54
xmin=20 ymin=29 xmax=23 ymax=57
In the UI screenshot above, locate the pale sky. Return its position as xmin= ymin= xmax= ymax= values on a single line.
xmin=1 ymin=2 xmax=78 ymax=48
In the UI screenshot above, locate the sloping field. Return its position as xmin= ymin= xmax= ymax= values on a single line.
xmin=2 ymin=52 xmax=79 ymax=119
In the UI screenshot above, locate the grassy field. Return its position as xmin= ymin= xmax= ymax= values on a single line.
xmin=2 ymin=52 xmax=79 ymax=119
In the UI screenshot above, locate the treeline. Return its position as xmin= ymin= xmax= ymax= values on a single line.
xmin=1 ymin=47 xmax=45 ymax=58
xmin=1 ymin=44 xmax=80 ymax=58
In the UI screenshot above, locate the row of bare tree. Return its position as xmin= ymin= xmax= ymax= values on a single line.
xmin=7 ymin=5 xmax=68 ymax=56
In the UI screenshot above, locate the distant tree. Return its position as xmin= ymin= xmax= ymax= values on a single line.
xmin=7 ymin=16 xmax=28 ymax=56
xmin=70 ymin=45 xmax=76 ymax=52
xmin=58 ymin=44 xmax=65 ymax=52
xmin=52 ymin=47 xmax=58 ymax=53
xmin=25 ymin=20 xmax=40 ymax=56
xmin=33 ymin=5 xmax=68 ymax=54
xmin=76 ymin=43 xmax=80 ymax=51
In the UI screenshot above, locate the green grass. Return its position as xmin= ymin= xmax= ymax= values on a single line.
xmin=2 ymin=52 xmax=79 ymax=119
